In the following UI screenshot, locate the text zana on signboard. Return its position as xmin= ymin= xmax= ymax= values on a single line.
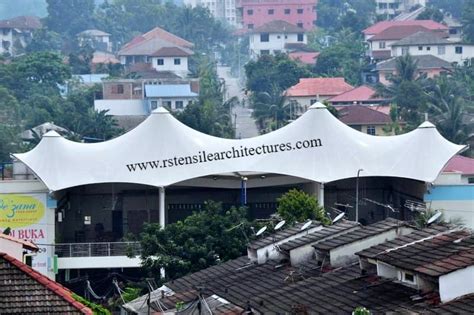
xmin=126 ymin=138 xmax=323 ymax=172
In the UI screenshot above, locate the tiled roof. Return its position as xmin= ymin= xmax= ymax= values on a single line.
xmin=286 ymin=78 xmax=354 ymax=97
xmin=0 ymin=15 xmax=41 ymax=29
xmin=313 ymin=218 xmax=404 ymax=251
xmin=248 ymin=221 xmax=321 ymax=250
xmin=369 ymin=25 xmax=432 ymax=41
xmin=391 ymin=31 xmax=451 ymax=46
xmin=288 ymin=52 xmax=319 ymax=65
xmin=337 ymin=104 xmax=392 ymax=125
xmin=327 ymin=85 xmax=379 ymax=103
xmin=429 ymin=293 xmax=474 ymax=314
xmin=252 ymin=20 xmax=304 ymax=34
xmin=0 ymin=233 xmax=38 ymax=251
xmin=363 ymin=20 xmax=448 ymax=35
xmin=151 ymin=46 xmax=193 ymax=57
xmin=360 ymin=228 xmax=474 ymax=277
xmin=279 ymin=220 xmax=360 ymax=252
xmin=0 ymin=253 xmax=92 ymax=314
xmin=376 ymin=55 xmax=453 ymax=71
xmin=119 ymin=27 xmax=193 ymax=56
xmin=442 ymin=155 xmax=474 ymax=175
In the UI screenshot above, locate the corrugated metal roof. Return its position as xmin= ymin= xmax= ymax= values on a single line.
xmin=144 ymin=84 xmax=198 ymax=98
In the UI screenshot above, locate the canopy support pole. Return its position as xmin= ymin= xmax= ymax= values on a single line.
xmin=318 ymin=183 xmax=324 ymax=207
xmin=159 ymin=187 xmax=165 ymax=228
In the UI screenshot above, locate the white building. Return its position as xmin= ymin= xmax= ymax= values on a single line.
xmin=145 ymin=84 xmax=198 ymax=111
xmin=249 ymin=20 xmax=306 ymax=59
xmin=376 ymin=0 xmax=426 ymax=18
xmin=424 ymin=155 xmax=474 ymax=229
xmin=184 ymin=0 xmax=238 ymax=26
xmin=391 ymin=31 xmax=474 ymax=64
xmin=77 ymin=29 xmax=113 ymax=52
xmin=0 ymin=16 xmax=41 ymax=56
xmin=118 ymin=27 xmax=194 ymax=78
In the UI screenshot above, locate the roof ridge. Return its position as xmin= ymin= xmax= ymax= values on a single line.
xmin=0 ymin=252 xmax=93 ymax=314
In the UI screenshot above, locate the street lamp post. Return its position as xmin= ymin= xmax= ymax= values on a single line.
xmin=356 ymin=169 xmax=364 ymax=223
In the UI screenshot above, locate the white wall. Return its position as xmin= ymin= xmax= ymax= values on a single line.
xmin=329 ymin=226 xmax=414 ymax=267
xmin=58 ymin=256 xmax=141 ymax=269
xmin=392 ymin=44 xmax=474 ymax=64
xmin=0 ymin=239 xmax=23 ymax=261
xmin=440 ymin=266 xmax=474 ymax=302
xmin=250 ymin=32 xmax=307 ymax=58
xmin=377 ymin=261 xmax=397 ymax=278
xmin=95 ymin=99 xmax=148 ymax=116
xmin=151 ymin=56 xmax=189 ymax=77
xmin=0 ymin=29 xmax=13 ymax=54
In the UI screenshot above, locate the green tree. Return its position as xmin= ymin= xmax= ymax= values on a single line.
xmin=277 ymin=189 xmax=330 ymax=225
xmin=430 ymin=0 xmax=465 ymax=19
xmin=140 ymin=201 xmax=253 ymax=280
xmin=26 ymin=29 xmax=63 ymax=53
xmin=416 ymin=7 xmax=444 ymax=22
xmin=45 ymin=0 xmax=95 ymax=37
xmin=463 ymin=0 xmax=474 ymax=43
xmin=0 ymin=87 xmax=21 ymax=161
xmin=377 ymin=54 xmax=429 ymax=130
xmin=313 ymin=29 xmax=366 ymax=85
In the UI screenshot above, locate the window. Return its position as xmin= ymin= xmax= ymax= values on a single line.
xmin=150 ymin=100 xmax=158 ymax=110
xmin=247 ymin=9 xmax=253 ymax=15
xmin=401 ymin=47 xmax=409 ymax=56
xmin=468 ymin=177 xmax=474 ymax=184
xmin=389 ymin=3 xmax=399 ymax=9
xmin=260 ymin=33 xmax=269 ymax=42
xmin=284 ymin=8 xmax=291 ymax=14
xmin=379 ymin=3 xmax=387 ymax=9
xmin=157 ymin=58 xmax=164 ymax=65
xmin=367 ymin=126 xmax=376 ymax=135
xmin=163 ymin=101 xmax=172 ymax=108
xmin=418 ymin=46 xmax=423 ymax=51
xmin=175 ymin=101 xmax=184 ymax=109
xmin=403 ymin=272 xmax=416 ymax=284
xmin=174 ymin=58 xmax=181 ymax=65
xmin=379 ymin=41 xmax=386 ymax=49
xmin=2 ymin=29 xmax=9 ymax=35
xmin=438 ymin=46 xmax=445 ymax=55
xmin=248 ymin=24 xmax=254 ymax=29
xmin=310 ymin=99 xmax=318 ymax=104
xmin=260 ymin=50 xmax=270 ymax=55
xmin=268 ymin=9 xmax=274 ymax=15
xmin=426 ymin=46 xmax=431 ymax=51
xmin=297 ymin=23 xmax=303 ymax=28
xmin=297 ymin=8 xmax=304 ymax=14
xmin=112 ymin=84 xmax=124 ymax=94
xmin=456 ymin=46 xmax=463 ymax=54
xmin=297 ymin=33 xmax=304 ymax=42
xmin=449 ymin=29 xmax=458 ymax=35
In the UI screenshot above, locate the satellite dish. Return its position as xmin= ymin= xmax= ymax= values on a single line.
xmin=332 ymin=213 xmax=345 ymax=224
xmin=427 ymin=211 xmax=442 ymax=225
xmin=256 ymin=226 xmax=267 ymax=236
xmin=274 ymin=220 xmax=286 ymax=230
xmin=300 ymin=221 xmax=312 ymax=231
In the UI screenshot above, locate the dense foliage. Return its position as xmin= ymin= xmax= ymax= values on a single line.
xmin=316 ymin=0 xmax=376 ymax=33
xmin=277 ymin=189 xmax=330 ymax=225
xmin=140 ymin=201 xmax=253 ymax=280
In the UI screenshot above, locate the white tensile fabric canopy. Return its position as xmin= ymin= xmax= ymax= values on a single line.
xmin=13 ymin=103 xmax=465 ymax=192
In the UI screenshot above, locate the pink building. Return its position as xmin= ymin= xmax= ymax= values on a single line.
xmin=236 ymin=0 xmax=317 ymax=31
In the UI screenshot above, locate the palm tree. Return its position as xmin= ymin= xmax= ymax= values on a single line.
xmin=252 ymin=84 xmax=294 ymax=132
xmin=427 ymin=75 xmax=472 ymax=144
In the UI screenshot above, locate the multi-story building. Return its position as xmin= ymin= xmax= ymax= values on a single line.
xmin=376 ymin=0 xmax=426 ymax=19
xmin=77 ymin=29 xmax=113 ymax=52
xmin=118 ymin=27 xmax=194 ymax=78
xmin=236 ymin=0 xmax=317 ymax=31
xmin=249 ymin=20 xmax=307 ymax=59
xmin=0 ymin=16 xmax=41 ymax=56
xmin=184 ymin=0 xmax=238 ymax=26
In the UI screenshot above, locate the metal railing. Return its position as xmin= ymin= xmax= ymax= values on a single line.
xmin=54 ymin=242 xmax=141 ymax=258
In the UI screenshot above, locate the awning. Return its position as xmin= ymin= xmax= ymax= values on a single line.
xmin=13 ymin=103 xmax=465 ymax=191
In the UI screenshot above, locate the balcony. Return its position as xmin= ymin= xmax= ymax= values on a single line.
xmin=54 ymin=242 xmax=142 ymax=270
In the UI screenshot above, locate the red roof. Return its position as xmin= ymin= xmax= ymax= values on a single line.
xmin=442 ymin=155 xmax=474 ymax=175
xmin=0 ymin=233 xmax=38 ymax=251
xmin=151 ymin=46 xmax=193 ymax=57
xmin=369 ymin=25 xmax=432 ymax=41
xmin=0 ymin=252 xmax=93 ymax=314
xmin=363 ymin=20 xmax=448 ymax=35
xmin=120 ymin=26 xmax=193 ymax=52
xmin=337 ymin=105 xmax=391 ymax=125
xmin=288 ymin=52 xmax=320 ymax=65
xmin=286 ymin=78 xmax=353 ymax=97
xmin=0 ymin=15 xmax=41 ymax=29
xmin=328 ymin=85 xmax=379 ymax=103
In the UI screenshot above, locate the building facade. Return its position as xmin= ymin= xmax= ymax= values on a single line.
xmin=376 ymin=0 xmax=426 ymax=19
xmin=0 ymin=16 xmax=41 ymax=56
xmin=236 ymin=0 xmax=317 ymax=31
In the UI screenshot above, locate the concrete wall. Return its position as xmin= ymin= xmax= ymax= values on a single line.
xmin=102 ymin=82 xmax=142 ymax=100
xmin=95 ymin=99 xmax=147 ymax=116
xmin=329 ymin=226 xmax=414 ymax=267
xmin=440 ymin=266 xmax=474 ymax=303
xmin=392 ymin=44 xmax=474 ymax=64
xmin=0 ymin=239 xmax=23 ymax=261
xmin=250 ymin=32 xmax=306 ymax=58
xmin=151 ymin=56 xmax=189 ymax=77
